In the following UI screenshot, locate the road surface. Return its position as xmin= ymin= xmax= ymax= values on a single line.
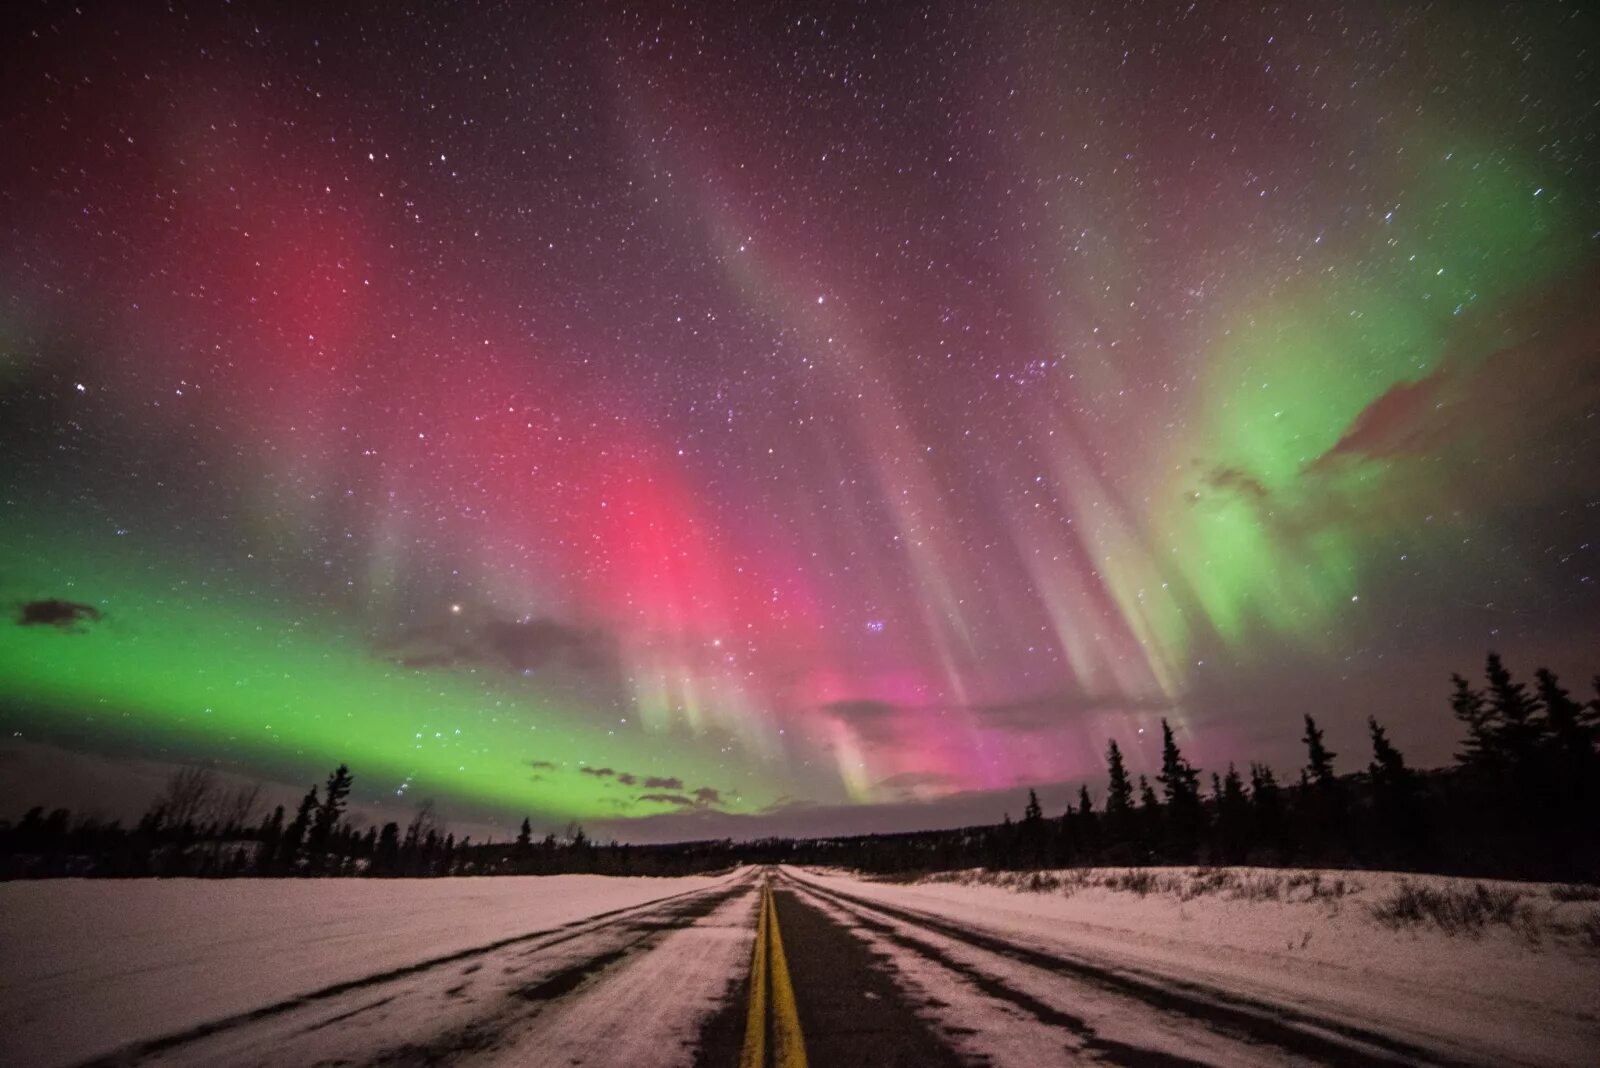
xmin=64 ymin=867 xmax=1555 ymax=1067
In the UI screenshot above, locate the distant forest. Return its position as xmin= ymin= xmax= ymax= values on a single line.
xmin=3 ymin=652 xmax=1597 ymax=883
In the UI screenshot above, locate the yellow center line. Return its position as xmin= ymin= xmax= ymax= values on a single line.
xmin=766 ymin=883 xmax=808 ymax=1068
xmin=738 ymin=880 xmax=770 ymax=1068
xmin=739 ymin=875 xmax=809 ymax=1068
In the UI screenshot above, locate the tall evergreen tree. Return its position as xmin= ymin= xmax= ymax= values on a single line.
xmin=1137 ymin=774 xmax=1162 ymax=845
xmin=313 ymin=765 xmax=353 ymax=841
xmin=1368 ymin=717 xmax=1424 ymax=859
xmin=1215 ymin=764 xmax=1251 ymax=863
xmin=280 ymin=786 xmax=318 ymax=872
xmin=1104 ymin=740 xmax=1134 ymax=841
xmin=1302 ymin=715 xmax=1337 ymax=786
xmin=1534 ymin=669 xmax=1598 ymax=861
xmin=1536 ymin=669 xmax=1595 ymax=776
xmin=1484 ymin=653 xmax=1544 ymax=774
xmin=1075 ymin=785 xmax=1098 ymax=857
xmin=1450 ymin=673 xmax=1495 ymax=771
xmin=1020 ymin=789 xmax=1047 ymax=866
xmin=373 ymin=822 xmax=400 ymax=875
xmin=1157 ymin=719 xmax=1203 ymax=855
xmin=256 ymin=805 xmax=285 ymax=875
xmin=307 ymin=764 xmax=353 ymax=872
xmin=1023 ymin=789 xmax=1044 ymax=824
xmin=1249 ymin=762 xmax=1285 ymax=856
xmin=1299 ymin=715 xmax=1345 ymax=856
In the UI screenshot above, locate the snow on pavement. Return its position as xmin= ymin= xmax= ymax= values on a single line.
xmin=792 ymin=866 xmax=1600 ymax=1068
xmin=0 ymin=871 xmax=735 ymax=1068
xmin=476 ymin=885 xmax=759 ymax=1067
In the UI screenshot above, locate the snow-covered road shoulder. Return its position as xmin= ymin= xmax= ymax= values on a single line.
xmin=795 ymin=865 xmax=1600 ymax=1068
xmin=0 ymin=872 xmax=735 ymax=1068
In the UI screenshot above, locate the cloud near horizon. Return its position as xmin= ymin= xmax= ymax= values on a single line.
xmin=16 ymin=599 xmax=103 ymax=630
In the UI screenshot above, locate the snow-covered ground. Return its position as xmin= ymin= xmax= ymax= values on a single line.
xmin=0 ymin=872 xmax=736 ymax=1067
xmin=4 ymin=865 xmax=1595 ymax=1067
xmin=792 ymin=865 xmax=1600 ymax=1067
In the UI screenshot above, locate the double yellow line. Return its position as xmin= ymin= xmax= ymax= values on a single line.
xmin=740 ymin=878 xmax=808 ymax=1068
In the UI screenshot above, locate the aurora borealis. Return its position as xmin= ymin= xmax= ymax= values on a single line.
xmin=2 ymin=3 xmax=1597 ymax=840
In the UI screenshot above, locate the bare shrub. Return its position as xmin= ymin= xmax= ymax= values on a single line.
xmin=1550 ymin=883 xmax=1600 ymax=903
xmin=1106 ymin=869 xmax=1159 ymax=896
xmin=151 ymin=766 xmax=217 ymax=829
xmin=1022 ymin=871 xmax=1062 ymax=893
xmin=1236 ymin=873 xmax=1284 ymax=901
xmin=1579 ymin=910 xmax=1600 ymax=949
xmin=1180 ymin=867 xmax=1235 ymax=900
xmin=1370 ymin=881 xmax=1524 ymax=935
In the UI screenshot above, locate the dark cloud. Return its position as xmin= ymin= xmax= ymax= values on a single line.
xmin=16 ymin=599 xmax=102 ymax=630
xmin=873 ymin=771 xmax=959 ymax=801
xmin=757 ymin=796 xmax=818 ymax=816
xmin=573 ymin=767 xmax=650 ymax=788
xmin=1316 ymin=372 xmax=1452 ymax=466
xmin=643 ymin=775 xmax=683 ymax=790
xmin=821 ymin=698 xmax=901 ymax=745
xmin=381 ymin=613 xmax=617 ymax=679
xmin=968 ymin=690 xmax=1172 ymax=734
xmin=637 ymin=786 xmax=723 ymax=810
xmin=1199 ymin=465 xmax=1269 ymax=500
xmin=481 ymin=617 xmax=614 ymax=673
xmin=637 ymin=793 xmax=695 ymax=807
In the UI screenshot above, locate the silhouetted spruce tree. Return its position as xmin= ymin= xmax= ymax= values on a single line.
xmin=1535 ymin=669 xmax=1595 ymax=795
xmin=1157 ymin=720 xmax=1203 ymax=858
xmin=372 ymin=822 xmax=400 ymax=875
xmin=1302 ymin=714 xmax=1336 ymax=786
xmin=1533 ymin=669 xmax=1598 ymax=874
xmin=1484 ymin=653 xmax=1544 ymax=778
xmin=1299 ymin=715 xmax=1346 ymax=857
xmin=1104 ymin=740 xmax=1135 ymax=844
xmin=1137 ymin=774 xmax=1162 ymax=849
xmin=1367 ymin=717 xmax=1424 ymax=861
xmin=279 ymin=786 xmax=318 ymax=873
xmin=1248 ymin=762 xmax=1285 ymax=858
xmin=307 ymin=764 xmax=353 ymax=874
xmin=1075 ymin=785 xmax=1099 ymax=858
xmin=1214 ymin=764 xmax=1250 ymax=864
xmin=256 ymin=805 xmax=285 ymax=875
xmin=1020 ymin=789 xmax=1047 ymax=867
xmin=1450 ymin=672 xmax=1495 ymax=773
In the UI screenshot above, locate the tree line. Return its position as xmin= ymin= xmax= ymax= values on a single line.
xmin=3 ymin=652 xmax=1596 ymax=882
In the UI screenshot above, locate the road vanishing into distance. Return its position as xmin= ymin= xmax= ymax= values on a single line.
xmin=75 ymin=867 xmax=1508 ymax=1067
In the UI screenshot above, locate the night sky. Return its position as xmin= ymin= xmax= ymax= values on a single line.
xmin=2 ymin=2 xmax=1597 ymax=841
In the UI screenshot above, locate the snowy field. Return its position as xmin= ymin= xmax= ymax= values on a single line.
xmin=0 ymin=872 xmax=735 ymax=1067
xmin=794 ymin=865 xmax=1600 ymax=1067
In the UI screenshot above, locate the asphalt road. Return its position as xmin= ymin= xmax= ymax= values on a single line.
xmin=73 ymin=866 xmax=1499 ymax=1068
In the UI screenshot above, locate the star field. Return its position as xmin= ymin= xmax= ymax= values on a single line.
xmin=1 ymin=2 xmax=1596 ymax=836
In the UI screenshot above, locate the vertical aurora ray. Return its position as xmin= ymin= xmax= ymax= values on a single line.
xmin=1 ymin=3 xmax=1595 ymax=828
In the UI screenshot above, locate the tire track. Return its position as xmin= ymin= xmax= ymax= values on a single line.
xmin=781 ymin=870 xmax=1479 ymax=1067
xmin=77 ymin=871 xmax=756 ymax=1068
